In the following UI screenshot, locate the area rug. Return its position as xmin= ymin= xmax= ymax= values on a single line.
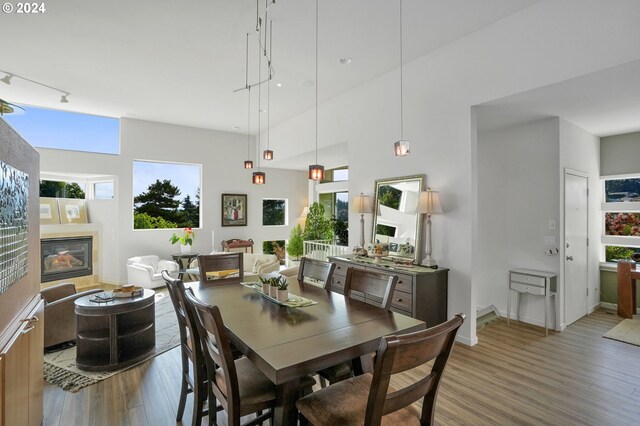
xmin=603 ymin=319 xmax=640 ymax=346
xmin=43 ymin=292 xmax=180 ymax=392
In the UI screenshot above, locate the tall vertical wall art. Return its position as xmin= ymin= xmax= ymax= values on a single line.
xmin=0 ymin=160 xmax=29 ymax=293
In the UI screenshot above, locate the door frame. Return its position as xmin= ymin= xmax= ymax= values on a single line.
xmin=562 ymin=168 xmax=589 ymax=331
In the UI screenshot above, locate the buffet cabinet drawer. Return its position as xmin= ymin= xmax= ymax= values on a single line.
xmin=363 ymin=268 xmax=413 ymax=293
xmin=510 ymin=273 xmax=545 ymax=288
xmin=391 ymin=290 xmax=412 ymax=312
xmin=333 ymin=261 xmax=350 ymax=275
xmin=330 ymin=274 xmax=346 ymax=294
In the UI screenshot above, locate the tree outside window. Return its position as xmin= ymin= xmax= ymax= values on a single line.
xmin=263 ymin=199 xmax=287 ymax=226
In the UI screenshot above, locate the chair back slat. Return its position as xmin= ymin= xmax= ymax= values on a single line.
xmin=343 ymin=267 xmax=397 ymax=309
xmin=198 ymin=253 xmax=244 ymax=284
xmin=297 ymin=257 xmax=336 ymax=289
xmin=184 ymin=288 xmax=241 ymax=413
xmin=365 ymin=314 xmax=465 ymax=425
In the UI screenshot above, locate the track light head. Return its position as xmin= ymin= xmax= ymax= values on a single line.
xmin=60 ymin=94 xmax=69 ymax=103
xmin=1 ymin=74 xmax=12 ymax=85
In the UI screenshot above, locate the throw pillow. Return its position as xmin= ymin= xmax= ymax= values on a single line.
xmin=253 ymin=258 xmax=271 ymax=273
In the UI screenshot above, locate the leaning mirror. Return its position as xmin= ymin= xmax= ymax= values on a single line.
xmin=371 ymin=175 xmax=425 ymax=262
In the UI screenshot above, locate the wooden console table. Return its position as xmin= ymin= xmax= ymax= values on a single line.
xmin=74 ymin=289 xmax=155 ymax=371
xmin=327 ymin=255 xmax=448 ymax=327
xmin=616 ymin=261 xmax=639 ymax=318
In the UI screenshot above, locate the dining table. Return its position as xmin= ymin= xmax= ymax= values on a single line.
xmin=187 ymin=275 xmax=426 ymax=426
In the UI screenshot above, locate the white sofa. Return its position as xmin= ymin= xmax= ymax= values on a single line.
xmin=190 ymin=252 xmax=280 ymax=277
xmin=126 ymin=255 xmax=180 ymax=289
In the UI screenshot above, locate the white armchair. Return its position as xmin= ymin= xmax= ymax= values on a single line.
xmin=126 ymin=255 xmax=179 ymax=289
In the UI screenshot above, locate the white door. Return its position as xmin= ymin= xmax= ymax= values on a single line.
xmin=564 ymin=171 xmax=588 ymax=326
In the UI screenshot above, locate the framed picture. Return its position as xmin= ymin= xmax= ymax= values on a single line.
xmin=39 ymin=197 xmax=61 ymax=225
xmin=59 ymin=198 xmax=88 ymax=224
xmin=222 ymin=194 xmax=247 ymax=227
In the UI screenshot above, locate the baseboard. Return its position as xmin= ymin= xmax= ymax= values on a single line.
xmin=477 ymin=304 xmax=500 ymax=318
xmin=599 ymin=302 xmax=640 ymax=315
xmin=456 ymin=334 xmax=478 ymax=347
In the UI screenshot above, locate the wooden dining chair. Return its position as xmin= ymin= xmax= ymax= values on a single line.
xmin=161 ymin=270 xmax=211 ymax=425
xmin=297 ymin=257 xmax=336 ymax=289
xmin=318 ymin=267 xmax=399 ymax=387
xmin=297 ymin=313 xmax=466 ymax=426
xmin=198 ymin=252 xmax=244 ymax=284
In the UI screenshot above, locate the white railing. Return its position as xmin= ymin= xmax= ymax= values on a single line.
xmin=303 ymin=240 xmax=350 ymax=261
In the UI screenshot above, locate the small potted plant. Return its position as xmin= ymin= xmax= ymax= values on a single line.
xmin=276 ymin=278 xmax=289 ymax=303
xmin=170 ymin=227 xmax=194 ymax=254
xmin=269 ymin=277 xmax=279 ymax=298
xmin=259 ymin=276 xmax=271 ymax=294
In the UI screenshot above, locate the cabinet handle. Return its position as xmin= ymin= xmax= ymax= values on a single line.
xmin=397 ymin=298 xmax=403 ymax=302
xmin=21 ymin=325 xmax=35 ymax=334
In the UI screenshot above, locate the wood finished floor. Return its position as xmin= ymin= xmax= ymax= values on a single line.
xmin=43 ymin=309 xmax=640 ymax=426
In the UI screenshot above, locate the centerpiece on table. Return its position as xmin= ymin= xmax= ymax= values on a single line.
xmin=170 ymin=227 xmax=194 ymax=254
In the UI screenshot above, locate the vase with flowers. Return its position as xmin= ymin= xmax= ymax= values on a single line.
xmin=170 ymin=227 xmax=194 ymax=254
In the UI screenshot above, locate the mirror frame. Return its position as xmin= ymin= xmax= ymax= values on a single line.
xmin=371 ymin=174 xmax=425 ymax=262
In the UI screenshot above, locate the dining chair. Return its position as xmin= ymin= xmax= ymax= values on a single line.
xmin=297 ymin=257 xmax=336 ymax=289
xmin=161 ymin=270 xmax=211 ymax=425
xmin=297 ymin=313 xmax=466 ymax=426
xmin=198 ymin=252 xmax=244 ymax=284
xmin=317 ymin=267 xmax=399 ymax=387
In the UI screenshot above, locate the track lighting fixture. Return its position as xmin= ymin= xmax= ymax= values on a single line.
xmin=0 ymin=69 xmax=71 ymax=104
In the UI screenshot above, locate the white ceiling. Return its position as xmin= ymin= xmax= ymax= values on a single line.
xmin=476 ymin=59 xmax=640 ymax=137
xmin=0 ymin=0 xmax=537 ymax=138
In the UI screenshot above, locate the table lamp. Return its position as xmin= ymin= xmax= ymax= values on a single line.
xmin=353 ymin=193 xmax=372 ymax=248
xmin=417 ymin=188 xmax=443 ymax=267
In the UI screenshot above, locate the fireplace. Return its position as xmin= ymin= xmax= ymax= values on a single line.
xmin=41 ymin=237 xmax=93 ymax=282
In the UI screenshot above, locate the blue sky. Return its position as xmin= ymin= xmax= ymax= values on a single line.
xmin=133 ymin=161 xmax=201 ymax=204
xmin=2 ymin=104 xmax=119 ymax=154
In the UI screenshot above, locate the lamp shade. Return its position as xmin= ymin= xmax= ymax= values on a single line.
xmin=252 ymin=171 xmax=265 ymax=184
xmin=417 ymin=189 xmax=443 ymax=214
xmin=353 ymin=193 xmax=372 ymax=214
xmin=300 ymin=206 xmax=309 ymax=217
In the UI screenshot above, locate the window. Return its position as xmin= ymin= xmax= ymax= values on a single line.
xmin=94 ymin=181 xmax=114 ymax=199
xmin=602 ymin=177 xmax=640 ymax=261
xmin=263 ymin=199 xmax=287 ymax=226
xmin=3 ymin=105 xmax=119 ymax=154
xmin=40 ymin=179 xmax=86 ymax=199
xmin=320 ymin=167 xmax=348 ymax=183
xmin=133 ymin=160 xmax=201 ymax=229
xmin=319 ymin=191 xmax=349 ymax=245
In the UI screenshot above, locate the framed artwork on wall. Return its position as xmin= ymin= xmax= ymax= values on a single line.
xmin=40 ymin=197 xmax=61 ymax=225
xmin=59 ymin=198 xmax=88 ymax=224
xmin=222 ymin=194 xmax=247 ymax=227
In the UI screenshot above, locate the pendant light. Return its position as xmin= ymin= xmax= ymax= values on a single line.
xmin=263 ymin=19 xmax=274 ymax=161
xmin=243 ymin=33 xmax=254 ymax=169
xmin=393 ymin=0 xmax=410 ymax=157
xmin=308 ymin=0 xmax=325 ymax=181
xmin=253 ymin=21 xmax=266 ymax=185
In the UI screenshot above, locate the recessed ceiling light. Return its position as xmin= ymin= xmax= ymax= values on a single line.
xmin=337 ymin=57 xmax=352 ymax=65
xmin=276 ymin=82 xmax=283 ymax=87
xmin=299 ymin=80 xmax=314 ymax=87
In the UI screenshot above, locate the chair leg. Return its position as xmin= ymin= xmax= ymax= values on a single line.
xmin=176 ymin=375 xmax=189 ymax=421
xmin=193 ymin=381 xmax=204 ymax=426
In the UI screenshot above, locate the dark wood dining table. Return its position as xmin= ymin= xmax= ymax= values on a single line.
xmin=187 ymin=276 xmax=426 ymax=426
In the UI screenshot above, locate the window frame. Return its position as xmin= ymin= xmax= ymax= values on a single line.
xmin=601 ymin=175 xmax=640 ymax=262
xmin=262 ymin=198 xmax=288 ymax=227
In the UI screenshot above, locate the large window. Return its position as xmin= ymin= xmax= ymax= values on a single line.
xmin=319 ymin=191 xmax=349 ymax=245
xmin=3 ymin=105 xmax=119 ymax=154
xmin=133 ymin=160 xmax=201 ymax=229
xmin=602 ymin=177 xmax=640 ymax=261
xmin=263 ymin=199 xmax=287 ymax=226
xmin=40 ymin=179 xmax=86 ymax=199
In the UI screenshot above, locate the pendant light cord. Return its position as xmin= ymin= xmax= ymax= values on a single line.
xmin=247 ymin=86 xmax=251 ymax=159
xmin=267 ymin=20 xmax=272 ymax=151
xmin=257 ymin=25 xmax=262 ymax=170
xmin=315 ymin=0 xmax=319 ymax=165
xmin=399 ymin=0 xmax=404 ymax=141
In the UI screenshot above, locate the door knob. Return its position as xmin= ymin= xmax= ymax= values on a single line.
xmin=566 ymin=255 xmax=574 ymax=261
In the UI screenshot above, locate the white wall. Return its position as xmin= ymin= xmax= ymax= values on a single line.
xmin=558 ymin=118 xmax=601 ymax=320
xmin=600 ymin=131 xmax=640 ymax=176
xmin=39 ymin=118 xmax=307 ymax=284
xmin=266 ymin=0 xmax=640 ymax=344
xmin=476 ymin=118 xmax=560 ymax=326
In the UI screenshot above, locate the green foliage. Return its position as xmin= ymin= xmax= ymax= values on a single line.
xmin=134 ymin=179 xmax=182 ymax=225
xmin=605 ymin=246 xmax=636 ymax=262
xmin=302 ymin=202 xmax=334 ymax=241
xmin=170 ymin=228 xmax=194 ymax=245
xmin=180 ymin=195 xmax=200 ymax=228
xmin=376 ymin=224 xmax=396 ymax=237
xmin=263 ymin=199 xmax=286 ymax=226
xmin=133 ymin=212 xmax=178 ymax=229
xmin=333 ymin=219 xmax=348 ymax=246
xmin=40 ymin=180 xmax=86 ymax=199
xmin=263 ymin=240 xmax=285 ymax=261
xmin=378 ymin=185 xmax=401 ymax=210
xmin=287 ymin=225 xmax=304 ymax=259
xmin=259 ymin=275 xmax=287 ymax=289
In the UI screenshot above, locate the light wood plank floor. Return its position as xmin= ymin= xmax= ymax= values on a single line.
xmin=43 ymin=309 xmax=640 ymax=425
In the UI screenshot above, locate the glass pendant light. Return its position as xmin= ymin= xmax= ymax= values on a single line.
xmin=308 ymin=0 xmax=324 ymax=181
xmin=394 ymin=0 xmax=410 ymax=157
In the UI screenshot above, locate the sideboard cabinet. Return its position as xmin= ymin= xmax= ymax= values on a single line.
xmin=327 ymin=255 xmax=448 ymax=327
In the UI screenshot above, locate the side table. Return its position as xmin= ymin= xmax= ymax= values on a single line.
xmin=507 ymin=268 xmax=557 ymax=336
xmin=74 ymin=289 xmax=156 ymax=371
xmin=172 ymin=253 xmax=200 ymax=280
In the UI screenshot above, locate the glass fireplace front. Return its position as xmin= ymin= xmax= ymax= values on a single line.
xmin=41 ymin=236 xmax=93 ymax=282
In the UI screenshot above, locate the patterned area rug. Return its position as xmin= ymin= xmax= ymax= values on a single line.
xmin=603 ymin=319 xmax=640 ymax=346
xmin=44 ymin=292 xmax=180 ymax=392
